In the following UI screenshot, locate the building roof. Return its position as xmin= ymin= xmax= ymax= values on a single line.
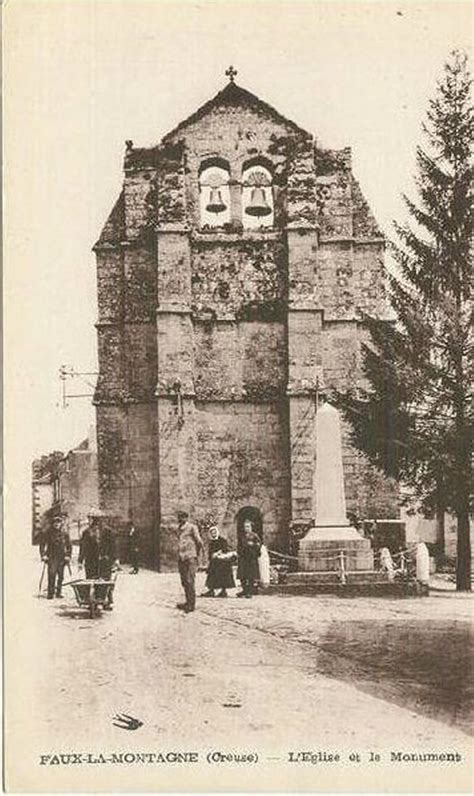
xmin=162 ymin=81 xmax=310 ymax=143
xmin=33 ymin=473 xmax=54 ymax=486
xmin=63 ymin=436 xmax=95 ymax=459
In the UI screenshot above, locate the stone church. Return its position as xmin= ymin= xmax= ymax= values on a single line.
xmin=93 ymin=70 xmax=398 ymax=568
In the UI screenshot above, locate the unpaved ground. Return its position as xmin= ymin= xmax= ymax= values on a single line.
xmin=6 ymin=556 xmax=473 ymax=792
xmin=28 ymin=561 xmax=473 ymax=744
xmin=197 ymin=580 xmax=474 ymax=736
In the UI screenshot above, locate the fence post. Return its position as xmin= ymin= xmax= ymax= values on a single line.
xmin=399 ymin=550 xmax=406 ymax=573
xmin=339 ymin=550 xmax=346 ymax=585
xmin=416 ymin=542 xmax=430 ymax=584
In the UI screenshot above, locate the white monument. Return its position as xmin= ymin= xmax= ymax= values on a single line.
xmin=298 ymin=402 xmax=374 ymax=572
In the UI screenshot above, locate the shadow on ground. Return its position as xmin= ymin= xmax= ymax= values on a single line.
xmin=313 ymin=618 xmax=473 ymax=736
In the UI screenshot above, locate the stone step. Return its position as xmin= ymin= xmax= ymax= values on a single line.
xmin=285 ymin=570 xmax=392 ymax=586
xmin=266 ymin=579 xmax=428 ymax=598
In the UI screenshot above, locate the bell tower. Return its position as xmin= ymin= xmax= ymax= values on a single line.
xmin=93 ymin=71 xmax=398 ymax=569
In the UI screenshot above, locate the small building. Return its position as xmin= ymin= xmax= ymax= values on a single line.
xmin=402 ymin=509 xmax=474 ymax=560
xmin=54 ymin=427 xmax=99 ymax=543
xmin=31 ymin=429 xmax=99 ymax=545
xmin=31 ymin=452 xmax=64 ymax=543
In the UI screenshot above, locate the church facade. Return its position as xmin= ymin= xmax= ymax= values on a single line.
xmin=93 ymin=73 xmax=399 ymax=568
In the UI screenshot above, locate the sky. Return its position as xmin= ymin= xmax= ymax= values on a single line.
xmin=5 ymin=0 xmax=473 ymax=474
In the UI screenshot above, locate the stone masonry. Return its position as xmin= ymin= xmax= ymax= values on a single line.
xmin=93 ymin=79 xmax=399 ymax=569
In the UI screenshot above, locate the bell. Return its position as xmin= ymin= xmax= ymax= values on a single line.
xmin=206 ymin=188 xmax=227 ymax=214
xmin=245 ymin=187 xmax=272 ymax=217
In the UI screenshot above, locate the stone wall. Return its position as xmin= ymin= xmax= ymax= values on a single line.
xmin=157 ymin=399 xmax=290 ymax=570
xmin=191 ymin=237 xmax=287 ymax=320
xmin=127 ymin=404 xmax=160 ymax=564
xmin=95 ymin=189 xmax=159 ymax=564
xmin=95 ymin=403 xmax=159 ymax=564
xmin=96 ymin=404 xmax=130 ymax=537
xmin=193 ymin=320 xmax=287 ymax=400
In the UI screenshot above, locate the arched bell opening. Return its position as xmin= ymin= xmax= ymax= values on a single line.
xmin=199 ymin=162 xmax=231 ymax=227
xmin=242 ymin=163 xmax=274 ymax=229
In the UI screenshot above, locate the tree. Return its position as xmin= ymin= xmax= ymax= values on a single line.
xmin=32 ymin=451 xmax=64 ymax=480
xmin=336 ymin=51 xmax=473 ymax=591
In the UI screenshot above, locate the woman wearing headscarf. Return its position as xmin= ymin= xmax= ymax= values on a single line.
xmin=237 ymin=518 xmax=262 ymax=598
xmin=202 ymin=526 xmax=235 ymax=598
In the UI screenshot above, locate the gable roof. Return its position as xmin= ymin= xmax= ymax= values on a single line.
xmin=74 ymin=438 xmax=90 ymax=452
xmin=162 ymin=81 xmax=310 ymax=143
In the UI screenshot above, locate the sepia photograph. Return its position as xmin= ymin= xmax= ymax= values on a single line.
xmin=3 ymin=0 xmax=473 ymax=792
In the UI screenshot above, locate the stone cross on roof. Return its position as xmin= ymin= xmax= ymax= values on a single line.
xmin=225 ymin=65 xmax=238 ymax=83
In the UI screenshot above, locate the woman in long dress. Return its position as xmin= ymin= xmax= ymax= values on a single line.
xmin=203 ymin=526 xmax=235 ymax=598
xmin=237 ymin=519 xmax=262 ymax=598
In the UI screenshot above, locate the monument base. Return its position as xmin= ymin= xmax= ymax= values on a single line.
xmin=268 ymin=571 xmax=428 ymax=597
xmin=298 ymin=526 xmax=374 ymax=572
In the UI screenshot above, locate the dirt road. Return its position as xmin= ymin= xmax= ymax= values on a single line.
xmin=6 ymin=558 xmax=473 ymax=792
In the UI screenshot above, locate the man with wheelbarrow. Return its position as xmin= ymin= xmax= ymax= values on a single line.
xmin=40 ymin=514 xmax=72 ymax=599
xmin=78 ymin=514 xmax=119 ymax=609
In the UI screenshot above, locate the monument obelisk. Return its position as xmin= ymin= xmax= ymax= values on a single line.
xmin=298 ymin=402 xmax=374 ymax=572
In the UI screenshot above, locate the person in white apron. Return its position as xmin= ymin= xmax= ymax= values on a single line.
xmin=202 ymin=526 xmax=236 ymax=597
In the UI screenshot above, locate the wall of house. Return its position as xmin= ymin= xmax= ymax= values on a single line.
xmin=32 ymin=482 xmax=54 ymax=543
xmin=157 ymin=398 xmax=290 ymax=569
xmin=402 ymin=510 xmax=474 ymax=559
xmin=58 ymin=446 xmax=99 ymax=543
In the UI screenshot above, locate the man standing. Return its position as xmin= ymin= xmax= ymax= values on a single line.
xmin=78 ymin=516 xmax=100 ymax=578
xmin=177 ymin=510 xmax=203 ymax=613
xmin=78 ymin=517 xmax=119 ymax=579
xmin=78 ymin=516 xmax=119 ymax=610
xmin=40 ymin=514 xmax=72 ymax=599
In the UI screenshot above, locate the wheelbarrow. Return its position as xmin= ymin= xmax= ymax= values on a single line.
xmin=66 ymin=578 xmax=116 ymax=619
